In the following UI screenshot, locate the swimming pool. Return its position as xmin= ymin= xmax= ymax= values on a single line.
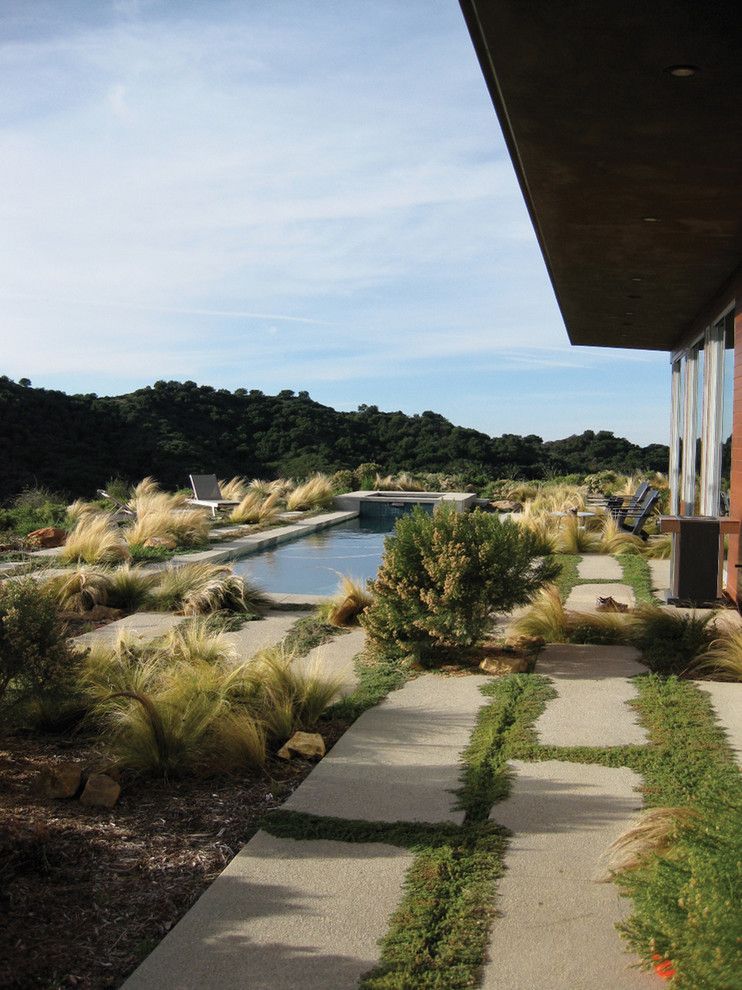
xmin=232 ymin=517 xmax=394 ymax=595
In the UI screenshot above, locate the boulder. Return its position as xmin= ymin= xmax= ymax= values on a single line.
xmin=143 ymin=536 xmax=177 ymax=550
xmin=37 ymin=763 xmax=83 ymax=799
xmin=479 ymin=654 xmax=531 ymax=675
xmin=490 ymin=500 xmax=523 ymax=513
xmin=25 ymin=527 xmax=67 ymax=549
xmin=79 ymin=773 xmax=121 ymax=809
xmin=277 ymin=731 xmax=326 ymax=761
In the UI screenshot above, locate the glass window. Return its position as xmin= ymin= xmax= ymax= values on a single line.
xmin=670 ymin=359 xmax=684 ymax=514
xmin=694 ymin=343 xmax=704 ymax=513
xmin=721 ymin=313 xmax=734 ymax=514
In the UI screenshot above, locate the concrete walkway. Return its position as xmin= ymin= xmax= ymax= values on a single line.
xmin=296 ymin=628 xmax=366 ymax=693
xmin=696 ymin=680 xmax=742 ymax=766
xmin=483 ymin=760 xmax=651 ymax=990
xmin=74 ymin=611 xmax=185 ymax=647
xmin=283 ymin=673 xmax=489 ymax=824
xmin=577 ymin=554 xmax=623 ymax=580
xmin=566 ymin=582 xmax=635 ymax=612
xmin=123 ymin=832 xmax=413 ymax=990
xmin=536 ymin=644 xmax=647 ymax=747
xmin=223 ymin=610 xmax=309 ymax=660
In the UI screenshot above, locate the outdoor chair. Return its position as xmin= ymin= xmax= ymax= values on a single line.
xmin=97 ymin=489 xmax=136 ymax=518
xmin=188 ymin=474 xmax=240 ymax=517
xmin=616 ymin=486 xmax=659 ymax=540
xmin=587 ymin=481 xmax=650 ymax=518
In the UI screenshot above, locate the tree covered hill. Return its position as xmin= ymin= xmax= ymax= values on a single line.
xmin=0 ymin=377 xmax=669 ymax=500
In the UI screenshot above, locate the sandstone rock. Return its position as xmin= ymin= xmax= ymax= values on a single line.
xmin=490 ymin=499 xmax=523 ymax=513
xmin=38 ymin=763 xmax=82 ymax=799
xmin=277 ymin=731 xmax=326 ymax=761
xmin=143 ymin=536 xmax=177 ymax=550
xmin=25 ymin=527 xmax=67 ymax=549
xmin=479 ymin=654 xmax=530 ymax=675
xmin=503 ymin=634 xmax=546 ymax=652
xmin=79 ymin=773 xmax=121 ymax=808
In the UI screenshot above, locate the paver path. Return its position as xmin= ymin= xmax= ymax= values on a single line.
xmin=566 ymin=581 xmax=635 ymax=612
xmin=223 ymin=610 xmax=310 ymax=660
xmin=536 ymin=644 xmax=647 ymax=746
xmin=648 ymin=558 xmax=671 ymax=594
xmin=283 ymin=673 xmax=489 ymax=823
xmin=577 ymin=554 xmax=623 ymax=580
xmin=74 ymin=611 xmax=185 ymax=647
xmin=482 ymin=760 xmax=651 ymax=990
xmin=296 ymin=628 xmax=366 ymax=693
xmin=696 ymin=680 xmax=742 ymax=766
xmin=122 ymin=832 xmax=413 ymax=990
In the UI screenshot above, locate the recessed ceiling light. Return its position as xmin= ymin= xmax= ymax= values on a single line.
xmin=631 ymin=277 xmax=643 ymax=282
xmin=642 ymin=216 xmax=660 ymax=223
xmin=625 ymin=311 xmax=634 ymax=316
xmin=666 ymin=64 xmax=700 ymax=77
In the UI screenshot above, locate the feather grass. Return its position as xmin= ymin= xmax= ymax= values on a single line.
xmin=598 ymin=807 xmax=699 ymax=880
xmin=693 ymin=627 xmax=742 ymax=681
xmin=59 ymin=513 xmax=130 ymax=565
xmin=286 ymin=474 xmax=334 ymax=511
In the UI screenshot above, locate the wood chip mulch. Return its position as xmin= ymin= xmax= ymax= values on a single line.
xmin=0 ymin=728 xmax=344 ymax=990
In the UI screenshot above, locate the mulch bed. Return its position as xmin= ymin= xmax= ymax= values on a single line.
xmin=0 ymin=726 xmax=345 ymax=989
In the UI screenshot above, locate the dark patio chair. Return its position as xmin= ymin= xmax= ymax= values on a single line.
xmin=617 ymin=487 xmax=660 ymax=540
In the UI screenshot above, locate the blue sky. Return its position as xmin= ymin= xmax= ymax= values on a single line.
xmin=0 ymin=0 xmax=669 ymax=445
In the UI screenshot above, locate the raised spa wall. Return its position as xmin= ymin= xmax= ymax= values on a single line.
xmin=333 ymin=490 xmax=478 ymax=515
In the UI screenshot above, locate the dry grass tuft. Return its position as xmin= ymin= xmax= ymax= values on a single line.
xmin=152 ymin=562 xmax=267 ymax=615
xmin=286 ymin=474 xmax=334 ymax=511
xmin=599 ymin=514 xmax=645 ymax=555
xmin=230 ymin=490 xmax=265 ymax=524
xmin=511 ymin=584 xmax=630 ymax=644
xmin=598 ymin=807 xmax=699 ymax=880
xmin=219 ymin=476 xmax=250 ymax=501
xmin=693 ymin=627 xmax=742 ymax=682
xmin=556 ymin=515 xmax=601 ymax=554
xmin=124 ymin=506 xmax=210 ymax=548
xmin=45 ymin=567 xmax=111 ymax=612
xmin=59 ymin=513 xmax=130 ymax=565
xmin=320 ymin=575 xmax=373 ymax=627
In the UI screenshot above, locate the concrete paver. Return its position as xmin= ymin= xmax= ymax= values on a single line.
xmin=283 ymin=673 xmax=489 ymax=823
xmin=296 ymin=628 xmax=366 ymax=693
xmin=482 ymin=760 xmax=650 ymax=990
xmin=122 ymin=831 xmax=413 ymax=990
xmin=696 ymin=680 xmax=742 ymax=766
xmin=577 ymin=554 xmax=623 ymax=580
xmin=566 ymin=582 xmax=635 ymax=612
xmin=223 ymin=610 xmax=309 ymax=661
xmin=647 ymin=558 xmax=671 ymax=593
xmin=73 ymin=611 xmax=185 ymax=647
xmin=536 ymin=644 xmax=647 ymax=746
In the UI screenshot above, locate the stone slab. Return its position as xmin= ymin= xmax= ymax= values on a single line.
xmin=577 ymin=554 xmax=623 ymax=580
xmin=283 ymin=673 xmax=489 ymax=824
xmin=223 ymin=611 xmax=309 ymax=661
xmin=265 ymin=592 xmax=327 ymax=608
xmin=297 ymin=628 xmax=366 ymax=693
xmin=536 ymin=644 xmax=647 ymax=747
xmin=122 ymin=831 xmax=412 ymax=990
xmin=566 ymin=582 xmax=635 ymax=612
xmin=696 ymin=680 xmax=742 ymax=765
xmin=647 ymin=558 xmax=671 ymax=592
xmin=73 ymin=611 xmax=185 ymax=647
xmin=483 ymin=760 xmax=649 ymax=990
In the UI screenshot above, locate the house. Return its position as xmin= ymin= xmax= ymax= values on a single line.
xmin=460 ymin=0 xmax=742 ymax=597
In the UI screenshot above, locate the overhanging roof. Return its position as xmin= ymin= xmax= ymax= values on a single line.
xmin=460 ymin=0 xmax=742 ymax=351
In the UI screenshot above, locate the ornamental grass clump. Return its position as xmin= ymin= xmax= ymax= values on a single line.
xmin=124 ymin=506 xmax=210 ymax=549
xmin=361 ymin=507 xmax=559 ymax=662
xmin=509 ymin=584 xmax=629 ymax=645
xmin=44 ymin=567 xmax=111 ymax=613
xmin=152 ymin=562 xmax=267 ymax=616
xmin=59 ymin=512 xmax=130 ymax=565
xmin=629 ymin=605 xmax=716 ymax=675
xmin=286 ymin=474 xmax=334 ymax=511
xmin=219 ymin=476 xmax=250 ymax=501
xmin=693 ymin=626 xmax=742 ymax=682
xmin=318 ymin=575 xmax=373 ymax=627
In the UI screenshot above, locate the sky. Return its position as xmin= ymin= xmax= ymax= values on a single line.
xmin=0 ymin=0 xmax=669 ymax=445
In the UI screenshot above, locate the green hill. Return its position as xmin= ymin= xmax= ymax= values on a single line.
xmin=0 ymin=377 xmax=668 ymax=500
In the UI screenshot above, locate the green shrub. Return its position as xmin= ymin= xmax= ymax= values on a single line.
xmin=361 ymin=507 xmax=558 ymax=662
xmin=0 ymin=488 xmax=69 ymax=539
xmin=0 ymin=578 xmax=76 ymax=710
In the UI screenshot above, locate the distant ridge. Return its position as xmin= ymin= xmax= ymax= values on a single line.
xmin=0 ymin=377 xmax=668 ymax=499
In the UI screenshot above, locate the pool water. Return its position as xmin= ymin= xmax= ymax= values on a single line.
xmin=232 ymin=517 xmax=395 ymax=595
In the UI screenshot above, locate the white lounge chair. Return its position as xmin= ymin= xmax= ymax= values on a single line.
xmin=188 ymin=474 xmax=240 ymax=517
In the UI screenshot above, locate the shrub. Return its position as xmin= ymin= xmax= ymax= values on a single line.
xmin=330 ymin=469 xmax=355 ymax=494
xmin=0 ymin=578 xmax=75 ymax=709
xmin=59 ymin=513 xmax=130 ymax=564
xmin=630 ymin=605 xmax=716 ymax=675
xmin=361 ymin=507 xmax=558 ymax=660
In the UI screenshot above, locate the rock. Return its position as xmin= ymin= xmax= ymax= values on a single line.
xmin=143 ymin=536 xmax=177 ymax=550
xmin=490 ymin=500 xmax=523 ymax=513
xmin=503 ymin=634 xmax=546 ymax=652
xmin=79 ymin=773 xmax=121 ymax=808
xmin=25 ymin=527 xmax=67 ymax=549
xmin=37 ymin=763 xmax=82 ymax=799
xmin=479 ymin=654 xmax=531 ymax=675
xmin=277 ymin=731 xmax=326 ymax=761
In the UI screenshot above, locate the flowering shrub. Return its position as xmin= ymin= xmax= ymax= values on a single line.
xmin=361 ymin=507 xmax=558 ymax=662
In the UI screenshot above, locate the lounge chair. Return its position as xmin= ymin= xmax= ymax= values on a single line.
xmin=188 ymin=474 xmax=240 ymax=517
xmin=97 ymin=489 xmax=136 ymax=517
xmin=588 ymin=481 xmax=650 ymax=518
xmin=617 ymin=487 xmax=660 ymax=540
